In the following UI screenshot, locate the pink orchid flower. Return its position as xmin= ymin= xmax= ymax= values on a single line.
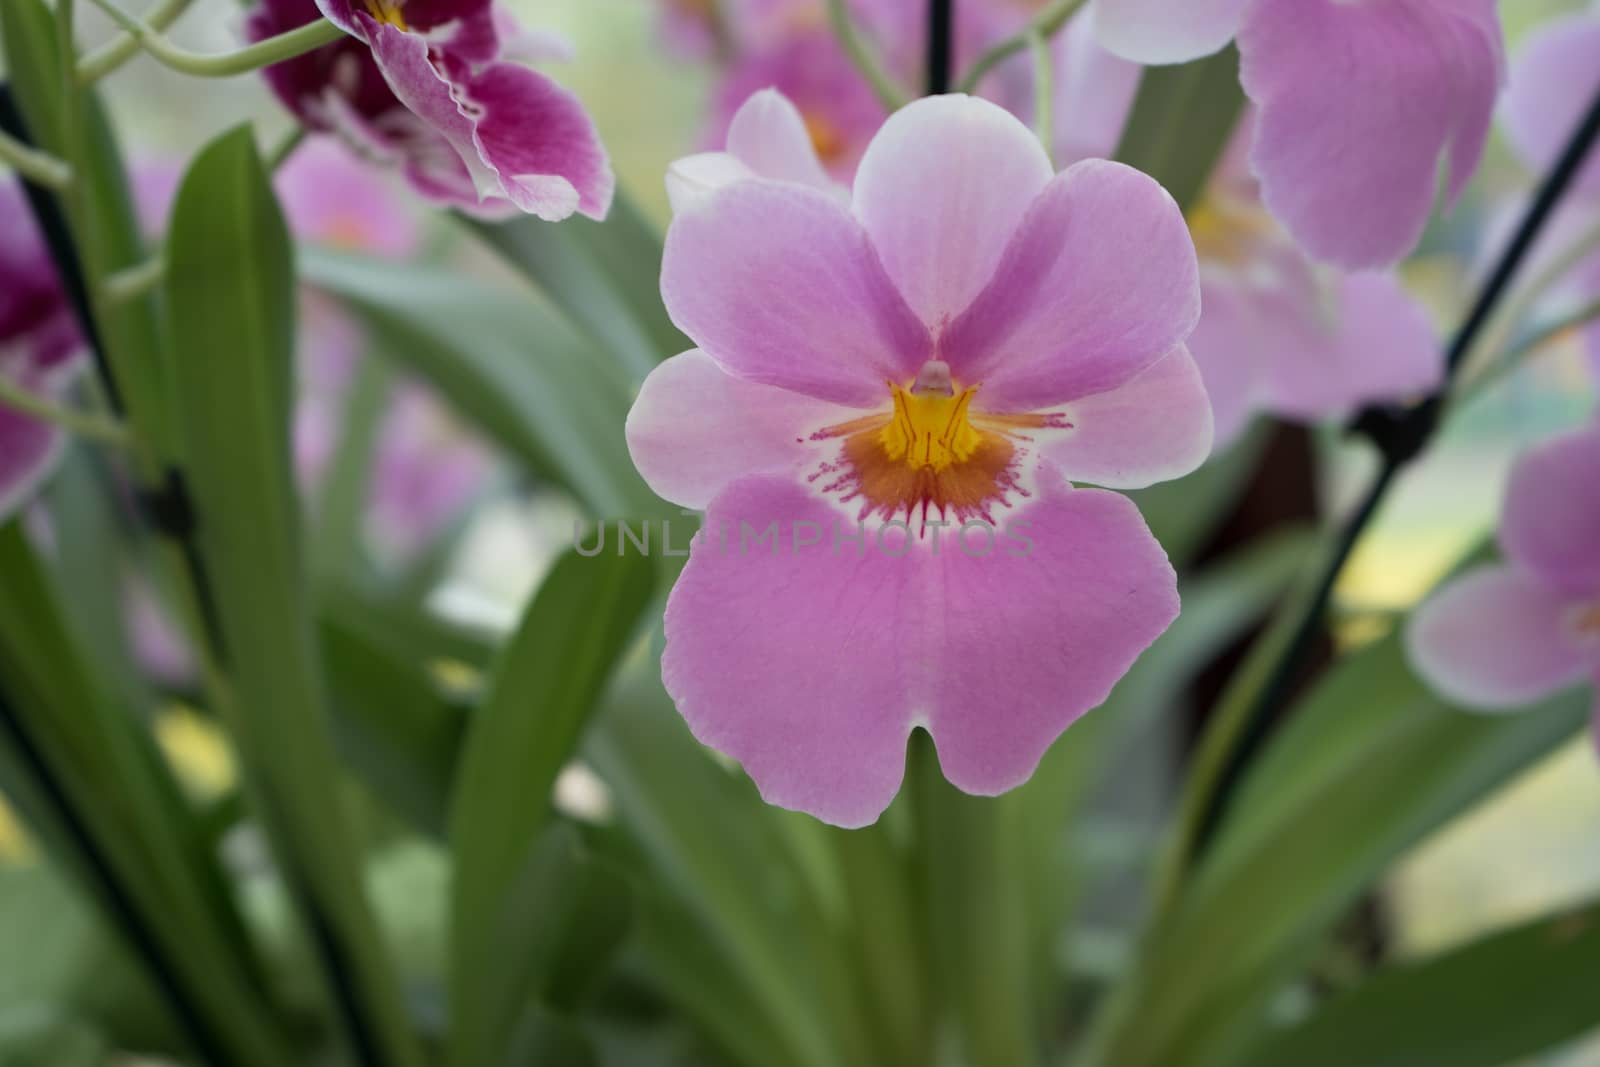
xmin=695 ymin=0 xmax=1025 ymax=183
xmin=1043 ymin=21 xmax=1442 ymax=447
xmin=628 ymin=94 xmax=1212 ymax=827
xmin=1500 ymin=9 xmax=1600 ymax=380
xmin=1408 ymin=427 xmax=1600 ymax=754
xmin=1186 ymin=117 xmax=1443 ymax=445
xmin=1091 ymin=0 xmax=1503 ymax=271
xmin=0 ymin=182 xmax=86 ymax=523
xmin=249 ymin=0 xmax=613 ymax=220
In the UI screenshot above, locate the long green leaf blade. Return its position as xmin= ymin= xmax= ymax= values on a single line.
xmin=163 ymin=126 xmax=421 ymax=1067
xmin=447 ymin=548 xmax=654 ymax=1067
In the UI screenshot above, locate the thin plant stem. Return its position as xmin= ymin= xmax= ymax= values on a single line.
xmin=76 ymin=0 xmax=195 ymax=83
xmin=1456 ymin=295 xmax=1600 ymax=408
xmin=1028 ymin=29 xmax=1054 ymax=167
xmin=826 ymin=0 xmax=910 ymax=111
xmin=0 ymin=375 xmax=135 ymax=448
xmin=0 ymin=126 xmax=72 ymax=187
xmin=955 ymin=0 xmax=1087 ymax=93
xmin=104 ymin=255 xmax=164 ymax=305
xmin=78 ymin=0 xmax=344 ymax=81
xmin=265 ymin=123 xmax=307 ymax=172
xmin=1459 ymin=217 xmax=1600 ymax=384
xmin=926 ymin=0 xmax=952 ymax=95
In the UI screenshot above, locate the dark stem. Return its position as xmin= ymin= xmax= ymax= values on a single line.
xmin=0 ymin=680 xmax=230 ymax=1066
xmin=926 ymin=0 xmax=953 ymax=95
xmin=1 ymin=84 xmax=232 ymax=662
xmin=0 ymin=87 xmax=122 ymax=415
xmin=1187 ymin=78 xmax=1600 ymax=865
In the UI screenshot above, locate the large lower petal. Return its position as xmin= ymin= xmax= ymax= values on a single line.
xmin=1502 ymin=15 xmax=1600 ymax=200
xmin=660 ymin=473 xmax=1178 ymax=825
xmin=1500 ymin=427 xmax=1600 ymax=597
xmin=1239 ymin=0 xmax=1503 ymax=269
xmin=625 ymin=350 xmax=857 ymax=510
xmin=1407 ymin=565 xmax=1590 ymax=708
xmin=661 ymin=477 xmax=925 ymax=827
xmin=1093 ymin=0 xmax=1248 ymax=64
xmin=941 ymin=159 xmax=1200 ymax=410
xmin=852 ymin=95 xmax=1054 ymax=331
xmin=925 ymin=477 xmax=1178 ymax=796
xmin=661 ymin=180 xmax=932 ymax=405
xmin=1040 ymin=346 xmax=1214 ymax=489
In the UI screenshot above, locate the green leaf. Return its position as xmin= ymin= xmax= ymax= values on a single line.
xmin=163 ymin=126 xmax=421 ymax=1067
xmin=0 ymin=528 xmax=293 ymax=1065
xmin=1088 ymin=628 xmax=1589 ymax=1067
xmin=1239 ymin=897 xmax=1600 ymax=1067
xmin=448 ymin=549 xmax=655 ymax=1067
xmin=586 ymin=667 xmax=863 ymax=1067
xmin=300 ymin=247 xmax=661 ymax=519
xmin=465 ymin=191 xmax=686 ymax=384
xmin=1114 ymin=46 xmax=1246 ymax=211
xmin=318 ymin=603 xmax=468 ymax=838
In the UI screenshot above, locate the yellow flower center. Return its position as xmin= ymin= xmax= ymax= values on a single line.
xmin=803 ymin=112 xmax=848 ymax=166
xmin=362 ymin=0 xmax=407 ymax=30
xmin=1188 ymin=191 xmax=1277 ymax=265
xmin=815 ymin=361 xmax=1064 ymax=521
xmin=1574 ymin=602 xmax=1600 ymax=637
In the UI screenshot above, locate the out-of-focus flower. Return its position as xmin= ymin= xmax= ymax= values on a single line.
xmin=1186 ymin=118 xmax=1443 ymax=445
xmin=273 ymin=141 xmax=494 ymax=564
xmin=249 ymin=0 xmax=613 ymax=220
xmin=1090 ymin=0 xmax=1503 ymax=271
xmin=0 ymin=181 xmax=87 ymax=523
xmin=1500 ymin=10 xmax=1600 ymax=380
xmin=1408 ymin=427 xmax=1600 ymax=753
xmin=365 ymin=382 xmax=494 ymax=563
xmin=696 ymin=0 xmax=1025 ymax=182
xmin=628 ymin=95 xmax=1210 ymax=826
xmin=703 ymin=28 xmax=888 ymax=180
xmin=1039 ymin=21 xmax=1442 ymax=446
xmin=667 ymin=89 xmax=843 ymax=210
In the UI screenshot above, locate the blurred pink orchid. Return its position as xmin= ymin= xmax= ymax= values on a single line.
xmin=1500 ymin=10 xmax=1600 ymax=380
xmin=0 ymin=181 xmax=86 ymax=523
xmin=693 ymin=0 xmax=1025 ymax=183
xmin=1408 ymin=427 xmax=1600 ymax=753
xmin=630 ymin=94 xmax=1211 ymax=826
xmin=1186 ymin=118 xmax=1443 ymax=446
xmin=1042 ymin=21 xmax=1442 ymax=447
xmin=275 ymin=141 xmax=494 ymax=564
xmin=1092 ymin=0 xmax=1504 ymax=270
xmin=250 ymin=0 xmax=612 ymax=220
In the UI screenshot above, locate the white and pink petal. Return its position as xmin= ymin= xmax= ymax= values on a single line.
xmin=661 ymin=180 xmax=932 ymax=405
xmin=852 ymin=95 xmax=1054 ymax=332
xmin=1039 ymin=346 xmax=1214 ymax=490
xmin=941 ymin=158 xmax=1200 ymax=410
xmin=1407 ymin=565 xmax=1591 ymax=708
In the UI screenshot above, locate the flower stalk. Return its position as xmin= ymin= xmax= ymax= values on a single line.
xmin=956 ymin=0 xmax=1088 ymax=93
xmin=75 ymin=0 xmax=195 ymax=83
xmin=78 ymin=0 xmax=345 ymax=81
xmin=826 ymin=0 xmax=910 ymax=111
